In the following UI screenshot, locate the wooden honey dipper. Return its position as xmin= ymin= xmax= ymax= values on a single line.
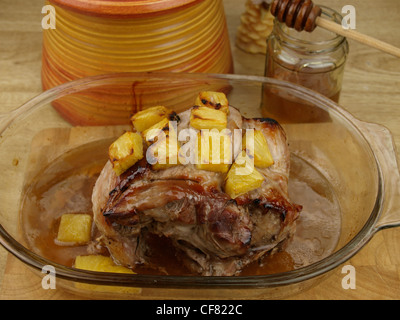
xmin=270 ymin=0 xmax=400 ymax=58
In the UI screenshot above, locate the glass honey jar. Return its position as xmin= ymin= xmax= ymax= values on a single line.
xmin=262 ymin=6 xmax=349 ymax=123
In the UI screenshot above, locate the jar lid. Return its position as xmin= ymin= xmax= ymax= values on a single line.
xmin=50 ymin=0 xmax=204 ymax=17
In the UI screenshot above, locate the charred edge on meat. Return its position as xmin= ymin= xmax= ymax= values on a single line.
xmin=168 ymin=111 xmax=180 ymax=123
xmin=106 ymin=159 xmax=150 ymax=206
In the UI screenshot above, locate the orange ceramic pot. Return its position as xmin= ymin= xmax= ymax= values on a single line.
xmin=42 ymin=0 xmax=234 ymax=125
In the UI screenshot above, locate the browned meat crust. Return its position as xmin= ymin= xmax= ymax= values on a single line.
xmin=92 ymin=108 xmax=301 ymax=276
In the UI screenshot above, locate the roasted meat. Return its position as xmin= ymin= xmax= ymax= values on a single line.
xmin=92 ymin=104 xmax=301 ymax=276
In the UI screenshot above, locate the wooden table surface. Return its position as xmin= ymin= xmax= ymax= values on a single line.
xmin=1 ymin=0 xmax=400 ymax=300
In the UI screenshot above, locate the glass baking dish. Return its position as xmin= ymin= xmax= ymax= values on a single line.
xmin=0 ymin=72 xmax=399 ymax=299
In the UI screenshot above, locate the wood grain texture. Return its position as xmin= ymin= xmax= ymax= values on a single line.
xmin=0 ymin=0 xmax=400 ymax=300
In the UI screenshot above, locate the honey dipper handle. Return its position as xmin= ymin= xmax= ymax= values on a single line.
xmin=270 ymin=0 xmax=400 ymax=58
xmin=316 ymin=17 xmax=400 ymax=59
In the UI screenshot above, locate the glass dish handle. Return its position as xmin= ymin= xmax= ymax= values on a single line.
xmin=356 ymin=120 xmax=400 ymax=230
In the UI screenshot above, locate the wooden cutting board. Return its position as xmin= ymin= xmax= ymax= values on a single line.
xmin=1 ymin=126 xmax=400 ymax=300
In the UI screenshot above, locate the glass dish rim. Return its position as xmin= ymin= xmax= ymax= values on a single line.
xmin=0 ymin=72 xmax=383 ymax=288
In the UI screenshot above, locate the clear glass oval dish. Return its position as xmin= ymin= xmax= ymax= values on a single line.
xmin=0 ymin=72 xmax=399 ymax=299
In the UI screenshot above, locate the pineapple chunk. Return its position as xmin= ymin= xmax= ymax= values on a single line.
xmin=57 ymin=213 xmax=92 ymax=244
xmin=196 ymin=129 xmax=232 ymax=173
xmin=144 ymin=118 xmax=180 ymax=170
xmin=190 ymin=106 xmax=227 ymax=130
xmin=131 ymin=106 xmax=173 ymax=133
xmin=149 ymin=137 xmax=180 ymax=170
xmin=109 ymin=132 xmax=144 ymax=176
xmin=142 ymin=118 xmax=171 ymax=144
xmin=74 ymin=255 xmax=134 ymax=274
xmin=195 ymin=91 xmax=229 ymax=114
xmin=243 ymin=129 xmax=274 ymax=168
xmin=74 ymin=255 xmax=141 ymax=293
xmin=224 ymin=151 xmax=265 ymax=199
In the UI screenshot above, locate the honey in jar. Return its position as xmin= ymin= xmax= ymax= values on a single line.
xmin=262 ymin=6 xmax=349 ymax=123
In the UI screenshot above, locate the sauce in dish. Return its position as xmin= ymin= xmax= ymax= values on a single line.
xmin=20 ymin=140 xmax=341 ymax=276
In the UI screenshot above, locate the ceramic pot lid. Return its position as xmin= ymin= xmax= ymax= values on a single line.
xmin=49 ymin=0 xmax=204 ymax=17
